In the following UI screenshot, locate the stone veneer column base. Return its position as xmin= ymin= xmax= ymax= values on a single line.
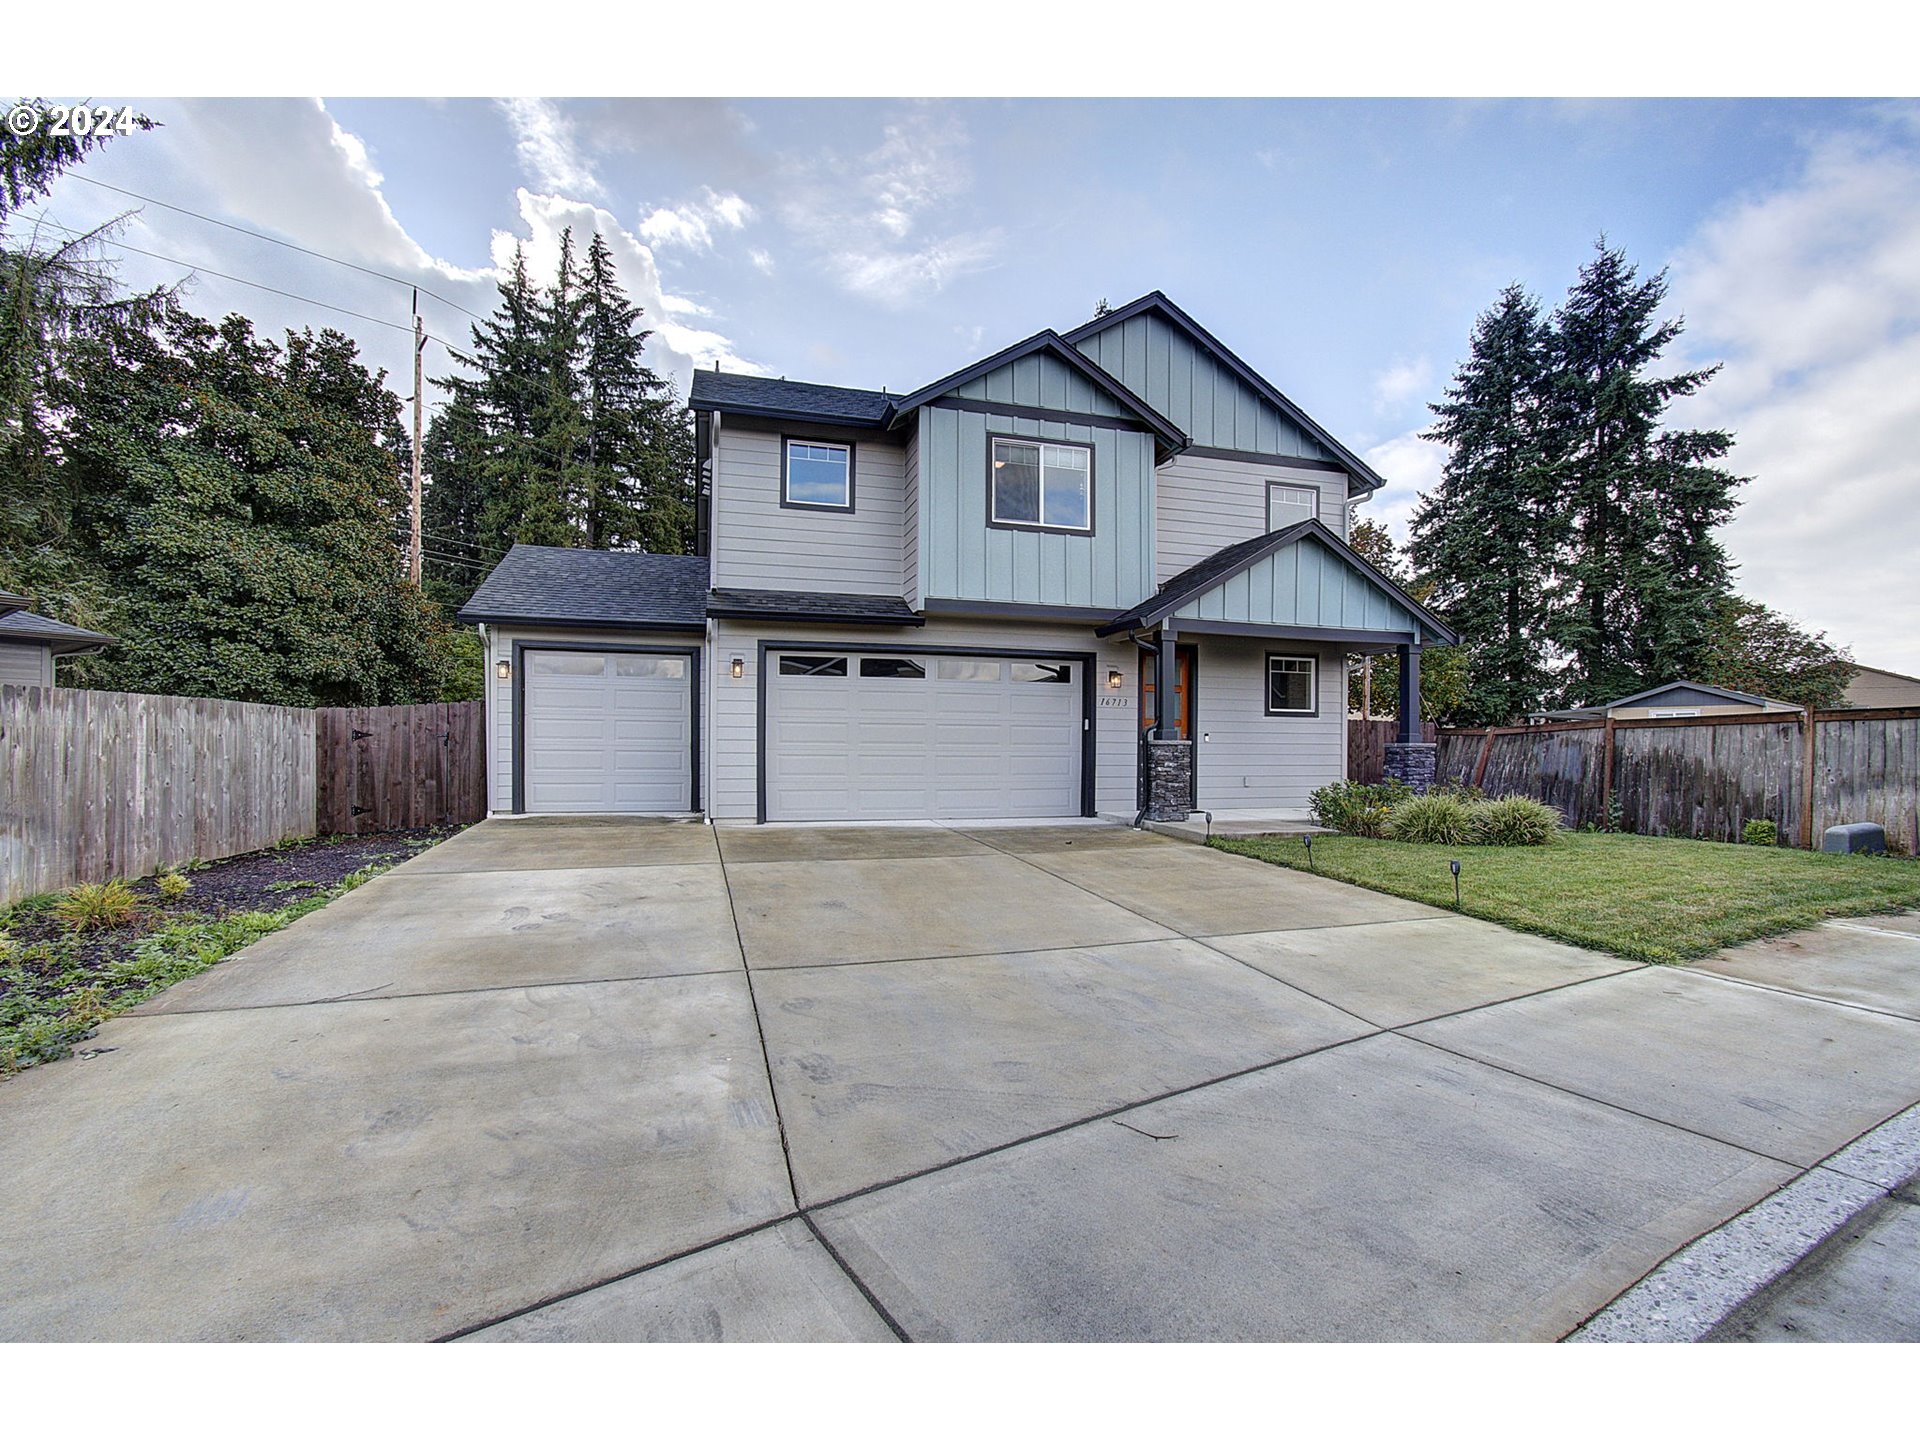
xmin=1144 ymin=738 xmax=1195 ymax=822
xmin=1383 ymin=742 xmax=1438 ymax=795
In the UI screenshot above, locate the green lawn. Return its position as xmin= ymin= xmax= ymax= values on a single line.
xmin=1212 ymin=831 xmax=1920 ymax=964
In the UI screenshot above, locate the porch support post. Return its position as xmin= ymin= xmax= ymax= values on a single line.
xmin=1143 ymin=623 xmax=1194 ymax=822
xmin=1384 ymin=641 xmax=1437 ymax=794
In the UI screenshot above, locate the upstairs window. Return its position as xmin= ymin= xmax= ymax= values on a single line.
xmin=991 ymin=438 xmax=1092 ymax=532
xmin=784 ymin=439 xmax=853 ymax=510
xmin=1267 ymin=482 xmax=1317 ymax=531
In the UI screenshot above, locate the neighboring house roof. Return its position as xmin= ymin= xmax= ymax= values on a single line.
xmin=707 ymin=589 xmax=924 ymax=627
xmin=1603 ymin=680 xmax=1797 ymax=711
xmin=1094 ymin=519 xmax=1458 ymax=644
xmin=1062 ymin=291 xmax=1388 ymax=494
xmin=687 ymin=371 xmax=893 ymax=428
xmin=0 ymin=609 xmax=118 ymax=656
xmin=0 ymin=590 xmax=29 ymax=619
xmin=457 ymin=545 xmax=710 ymax=630
xmin=880 ymin=330 xmax=1189 ymax=458
xmin=1844 ymin=664 xmax=1920 ymax=708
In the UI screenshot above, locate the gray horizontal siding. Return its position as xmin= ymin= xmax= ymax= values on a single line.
xmin=918 ymin=406 xmax=1156 ymax=611
xmin=903 ymin=428 xmax=920 ymax=610
xmin=1191 ymin=636 xmax=1346 ymax=812
xmin=1156 ymin=453 xmax=1349 ymax=583
xmin=0 ymin=643 xmax=52 ymax=688
xmin=1075 ymin=311 xmax=1338 ymax=460
xmin=713 ymin=422 xmax=905 ymax=596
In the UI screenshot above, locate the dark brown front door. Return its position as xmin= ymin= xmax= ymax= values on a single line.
xmin=1139 ymin=644 xmax=1199 ymax=807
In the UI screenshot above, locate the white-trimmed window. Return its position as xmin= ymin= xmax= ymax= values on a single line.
xmin=1266 ymin=654 xmax=1318 ymax=716
xmin=990 ymin=437 xmax=1092 ymax=532
xmin=784 ymin=439 xmax=853 ymax=509
xmin=1267 ymin=482 xmax=1317 ymax=531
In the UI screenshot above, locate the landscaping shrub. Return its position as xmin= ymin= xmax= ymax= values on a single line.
xmin=156 ymin=870 xmax=193 ymax=900
xmin=1467 ymin=796 xmax=1562 ymax=847
xmin=1743 ymin=819 xmax=1779 ymax=848
xmin=1308 ymin=779 xmax=1410 ymax=837
xmin=1383 ymin=793 xmax=1472 ymax=846
xmin=52 ymin=880 xmax=141 ymax=933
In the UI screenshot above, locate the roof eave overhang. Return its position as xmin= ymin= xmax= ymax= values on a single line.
xmin=455 ymin=612 xmax=707 ymax=632
xmin=1062 ymin=291 xmax=1387 ymax=496
xmin=689 ymin=399 xmax=888 ymax=430
xmin=705 ymin=607 xmax=926 ymax=627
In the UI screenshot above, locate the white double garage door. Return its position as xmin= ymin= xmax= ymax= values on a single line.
xmin=766 ymin=649 xmax=1085 ymax=822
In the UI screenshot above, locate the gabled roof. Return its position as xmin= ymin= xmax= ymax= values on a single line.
xmin=882 ymin=330 xmax=1188 ymax=457
xmin=1063 ymin=291 xmax=1387 ymax=493
xmin=1096 ymin=518 xmax=1457 ymax=643
xmin=457 ymin=545 xmax=710 ymax=630
xmin=688 ymin=371 xmax=892 ymax=428
xmin=1602 ymin=680 xmax=1797 ymax=711
xmin=707 ymin=588 xmax=923 ymax=627
xmin=0 ymin=609 xmax=118 ymax=656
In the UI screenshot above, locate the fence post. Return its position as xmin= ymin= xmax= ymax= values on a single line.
xmin=1472 ymin=727 xmax=1496 ymax=788
xmin=1801 ymin=706 xmax=1818 ymax=849
xmin=1601 ymin=715 xmax=1617 ymax=828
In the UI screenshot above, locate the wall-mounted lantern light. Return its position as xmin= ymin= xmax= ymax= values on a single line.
xmin=495 ymin=659 xmax=511 ymax=681
xmin=1107 ymin=668 xmax=1123 ymax=690
xmin=730 ymin=655 xmax=745 ymax=680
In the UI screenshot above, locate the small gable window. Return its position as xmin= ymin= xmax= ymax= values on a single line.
xmin=1267 ymin=482 xmax=1317 ymax=531
xmin=991 ymin=438 xmax=1092 ymax=532
xmin=1266 ymin=654 xmax=1318 ymax=716
xmin=784 ymin=439 xmax=853 ymax=510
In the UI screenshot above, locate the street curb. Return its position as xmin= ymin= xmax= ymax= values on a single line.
xmin=1566 ymin=1100 xmax=1920 ymax=1342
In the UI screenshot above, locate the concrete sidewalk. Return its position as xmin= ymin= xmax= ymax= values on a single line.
xmin=2 ymin=816 xmax=1917 ymax=1341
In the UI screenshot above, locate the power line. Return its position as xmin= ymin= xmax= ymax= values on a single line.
xmin=66 ymin=174 xmax=490 ymax=324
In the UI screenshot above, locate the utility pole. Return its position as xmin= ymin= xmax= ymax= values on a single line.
xmin=409 ymin=291 xmax=426 ymax=586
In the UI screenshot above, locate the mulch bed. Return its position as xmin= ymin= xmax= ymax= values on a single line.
xmin=1 ymin=827 xmax=466 ymax=1006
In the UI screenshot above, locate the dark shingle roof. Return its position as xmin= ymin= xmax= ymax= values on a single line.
xmin=0 ymin=609 xmax=118 ymax=655
xmin=688 ymin=371 xmax=892 ymax=427
xmin=707 ymin=589 xmax=923 ymax=626
xmin=457 ymin=545 xmax=710 ymax=630
xmin=0 ymin=590 xmax=29 ymax=618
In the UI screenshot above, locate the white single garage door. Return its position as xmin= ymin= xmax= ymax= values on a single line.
xmin=766 ymin=650 xmax=1082 ymax=821
xmin=523 ymin=650 xmax=693 ymax=813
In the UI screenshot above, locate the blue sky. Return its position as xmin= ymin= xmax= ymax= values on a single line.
xmin=26 ymin=97 xmax=1920 ymax=672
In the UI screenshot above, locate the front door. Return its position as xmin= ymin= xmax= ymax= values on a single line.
xmin=1139 ymin=644 xmax=1198 ymax=805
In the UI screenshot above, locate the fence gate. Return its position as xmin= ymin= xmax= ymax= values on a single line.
xmin=316 ymin=701 xmax=486 ymax=834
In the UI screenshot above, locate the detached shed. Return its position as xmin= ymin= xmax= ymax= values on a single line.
xmin=0 ymin=601 xmax=118 ymax=688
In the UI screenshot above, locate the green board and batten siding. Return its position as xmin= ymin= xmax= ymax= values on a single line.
xmin=1172 ymin=533 xmax=1431 ymax=638
xmin=916 ymin=353 xmax=1158 ymax=611
xmin=1072 ymin=311 xmax=1339 ymax=460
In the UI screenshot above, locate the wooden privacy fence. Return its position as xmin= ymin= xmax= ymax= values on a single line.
xmin=1 ymin=689 xmax=486 ymax=905
xmin=1436 ymin=707 xmax=1920 ymax=851
xmin=1 ymin=685 xmax=316 ymax=905
xmin=316 ymin=702 xmax=487 ymax=835
xmin=1347 ymin=718 xmax=1439 ymax=784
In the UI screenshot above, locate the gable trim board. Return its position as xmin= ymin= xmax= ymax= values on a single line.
xmin=1064 ymin=291 xmax=1385 ymax=496
xmin=926 ymin=396 xmax=1161 ymax=435
xmin=1096 ymin=519 xmax=1456 ymax=645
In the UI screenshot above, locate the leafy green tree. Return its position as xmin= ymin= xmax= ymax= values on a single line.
xmin=1409 ymin=283 xmax=1559 ymax=725
xmin=1346 ymin=516 xmax=1470 ymax=723
xmin=58 ymin=312 xmax=458 ymax=704
xmin=1697 ymin=595 xmax=1855 ymax=710
xmin=1545 ymin=241 xmax=1743 ymax=706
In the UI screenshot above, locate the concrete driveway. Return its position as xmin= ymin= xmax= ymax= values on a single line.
xmin=3 ymin=817 xmax=1918 ymax=1341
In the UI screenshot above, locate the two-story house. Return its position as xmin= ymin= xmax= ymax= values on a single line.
xmin=459 ymin=291 xmax=1453 ymax=823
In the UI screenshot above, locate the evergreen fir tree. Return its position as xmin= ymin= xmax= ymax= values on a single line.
xmin=1545 ymin=241 xmax=1742 ymax=705
xmin=1410 ymin=284 xmax=1560 ymax=724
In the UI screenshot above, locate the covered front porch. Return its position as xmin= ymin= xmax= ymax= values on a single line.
xmin=1095 ymin=519 xmax=1458 ymax=823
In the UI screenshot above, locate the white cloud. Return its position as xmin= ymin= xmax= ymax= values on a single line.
xmin=1358 ymin=431 xmax=1447 ymax=542
xmin=496 ymin=98 xmax=604 ymax=199
xmin=1371 ymin=356 xmax=1434 ymax=413
xmin=1667 ymin=112 xmax=1920 ymax=673
xmin=748 ymin=247 xmax=775 ymax=275
xmin=637 ymin=187 xmax=754 ymax=252
xmin=493 ymin=189 xmax=764 ymax=384
xmin=779 ymin=107 xmax=999 ymax=307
